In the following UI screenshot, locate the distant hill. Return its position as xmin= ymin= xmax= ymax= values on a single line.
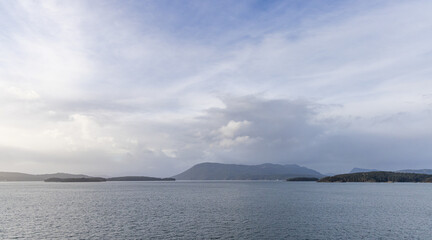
xmin=319 ymin=171 xmax=432 ymax=183
xmin=350 ymin=168 xmax=381 ymax=173
xmin=350 ymin=168 xmax=432 ymax=175
xmin=397 ymin=169 xmax=432 ymax=175
xmin=173 ymin=162 xmax=324 ymax=180
xmin=0 ymin=172 xmax=90 ymax=181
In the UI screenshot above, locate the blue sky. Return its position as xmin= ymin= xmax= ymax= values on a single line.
xmin=0 ymin=0 xmax=431 ymax=176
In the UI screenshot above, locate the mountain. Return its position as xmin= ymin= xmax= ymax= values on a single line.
xmin=397 ymin=169 xmax=432 ymax=175
xmin=173 ymin=162 xmax=324 ymax=180
xmin=350 ymin=168 xmax=381 ymax=173
xmin=319 ymin=171 xmax=432 ymax=183
xmin=0 ymin=172 xmax=90 ymax=181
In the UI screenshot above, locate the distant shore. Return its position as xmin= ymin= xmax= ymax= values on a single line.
xmin=44 ymin=176 xmax=176 ymax=182
xmin=44 ymin=177 xmax=107 ymax=182
xmin=287 ymin=177 xmax=319 ymax=181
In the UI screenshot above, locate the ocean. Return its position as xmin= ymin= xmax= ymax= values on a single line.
xmin=1 ymin=181 xmax=431 ymax=239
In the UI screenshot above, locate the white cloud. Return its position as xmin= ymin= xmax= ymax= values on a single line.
xmin=162 ymin=149 xmax=177 ymax=158
xmin=6 ymin=86 xmax=40 ymax=100
xmin=219 ymin=136 xmax=256 ymax=148
xmin=218 ymin=120 xmax=251 ymax=138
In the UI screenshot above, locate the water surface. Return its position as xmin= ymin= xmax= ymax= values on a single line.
xmin=1 ymin=181 xmax=431 ymax=239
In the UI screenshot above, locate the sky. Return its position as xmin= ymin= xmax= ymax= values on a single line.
xmin=0 ymin=0 xmax=432 ymax=177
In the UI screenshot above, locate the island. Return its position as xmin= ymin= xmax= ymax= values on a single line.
xmin=44 ymin=177 xmax=107 ymax=182
xmin=287 ymin=177 xmax=319 ymax=181
xmin=318 ymin=171 xmax=432 ymax=183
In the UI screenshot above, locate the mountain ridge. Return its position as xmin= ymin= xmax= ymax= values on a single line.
xmin=173 ymin=162 xmax=324 ymax=180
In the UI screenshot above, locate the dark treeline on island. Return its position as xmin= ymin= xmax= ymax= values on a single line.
xmin=319 ymin=171 xmax=432 ymax=183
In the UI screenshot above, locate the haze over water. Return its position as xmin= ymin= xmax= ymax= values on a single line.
xmin=1 ymin=181 xmax=431 ymax=239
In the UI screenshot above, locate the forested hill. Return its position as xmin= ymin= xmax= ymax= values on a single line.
xmin=319 ymin=171 xmax=432 ymax=183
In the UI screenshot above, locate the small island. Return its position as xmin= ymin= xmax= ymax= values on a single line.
xmin=318 ymin=171 xmax=432 ymax=183
xmin=287 ymin=177 xmax=319 ymax=181
xmin=44 ymin=177 xmax=107 ymax=182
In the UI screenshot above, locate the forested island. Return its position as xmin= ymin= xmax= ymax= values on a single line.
xmin=319 ymin=171 xmax=432 ymax=183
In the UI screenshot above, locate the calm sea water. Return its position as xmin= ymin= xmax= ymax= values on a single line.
xmin=1 ymin=181 xmax=432 ymax=239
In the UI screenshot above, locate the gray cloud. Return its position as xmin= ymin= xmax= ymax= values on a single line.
xmin=165 ymin=96 xmax=432 ymax=175
xmin=0 ymin=95 xmax=431 ymax=176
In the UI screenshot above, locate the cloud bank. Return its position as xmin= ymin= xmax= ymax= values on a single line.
xmin=0 ymin=0 xmax=431 ymax=176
